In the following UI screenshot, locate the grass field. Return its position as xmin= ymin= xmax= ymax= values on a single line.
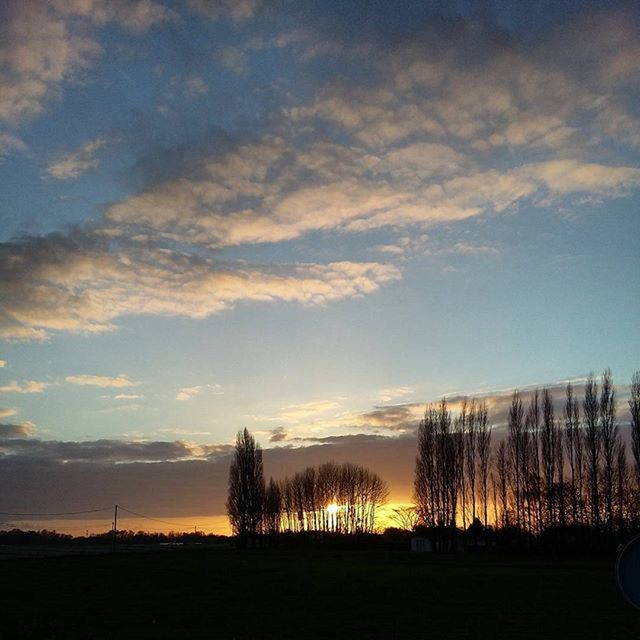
xmin=2 ymin=547 xmax=638 ymax=639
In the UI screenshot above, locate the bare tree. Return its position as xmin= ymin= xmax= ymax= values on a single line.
xmin=564 ymin=383 xmax=581 ymax=525
xmin=507 ymin=392 xmax=524 ymax=529
xmin=278 ymin=462 xmax=388 ymax=534
xmin=616 ymin=442 xmax=628 ymax=538
xmin=600 ymin=369 xmax=618 ymax=534
xmin=476 ymin=402 xmax=491 ymax=528
xmin=463 ymin=400 xmax=477 ymax=527
xmin=583 ymin=374 xmax=601 ymax=527
xmin=631 ymin=372 xmax=640 ymax=481
xmin=388 ymin=506 xmax=419 ymax=531
xmin=496 ymin=440 xmax=511 ymax=528
xmin=226 ymin=428 xmax=265 ymax=544
xmin=541 ymin=388 xmax=557 ymax=528
xmin=263 ymin=477 xmax=282 ymax=535
xmin=415 ymin=404 xmax=437 ymax=528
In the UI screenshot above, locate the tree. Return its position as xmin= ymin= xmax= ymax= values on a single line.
xmin=541 ymin=388 xmax=557 ymax=528
xmin=599 ymin=369 xmax=618 ymax=534
xmin=564 ymin=383 xmax=581 ymax=525
xmin=583 ymin=374 xmax=601 ymax=527
xmin=263 ymin=478 xmax=282 ymax=535
xmin=226 ymin=428 xmax=265 ymax=544
xmin=476 ymin=402 xmax=491 ymax=528
xmin=507 ymin=391 xmax=524 ymax=528
xmin=629 ymin=372 xmax=640 ymax=517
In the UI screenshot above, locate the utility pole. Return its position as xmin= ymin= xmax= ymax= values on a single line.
xmin=112 ymin=504 xmax=118 ymax=553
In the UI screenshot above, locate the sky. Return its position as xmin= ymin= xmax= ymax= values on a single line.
xmin=0 ymin=0 xmax=639 ymax=533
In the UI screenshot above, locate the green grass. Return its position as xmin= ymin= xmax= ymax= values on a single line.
xmin=2 ymin=548 xmax=638 ymax=639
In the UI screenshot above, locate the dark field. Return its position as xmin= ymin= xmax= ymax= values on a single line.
xmin=1 ymin=547 xmax=638 ymax=639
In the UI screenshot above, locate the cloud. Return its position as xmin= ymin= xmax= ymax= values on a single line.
xmin=0 ymin=408 xmax=17 ymax=419
xmin=66 ymin=374 xmax=139 ymax=388
xmin=0 ymin=421 xmax=35 ymax=438
xmin=0 ymin=436 xmax=231 ymax=464
xmin=113 ymin=394 xmax=143 ymax=400
xmin=0 ymin=432 xmax=414 ymax=519
xmin=46 ymin=137 xmax=108 ymax=180
xmin=352 ymin=404 xmax=424 ymax=432
xmin=170 ymin=75 xmax=209 ymax=98
xmin=0 ymin=132 xmax=27 ymax=160
xmin=176 ymin=386 xmax=202 ymax=401
xmin=216 ymin=46 xmax=248 ymax=75
xmin=0 ymin=1 xmax=172 ymax=125
xmin=448 ymin=242 xmax=499 ymax=256
xmin=269 ymin=427 xmax=288 ymax=442
xmin=0 ymin=380 xmax=49 ymax=393
xmin=0 ymin=360 xmax=5 ymax=368
xmin=521 ymin=160 xmax=640 ymax=196
xmin=276 ymin=400 xmax=341 ymax=423
xmin=378 ymin=387 xmax=414 ymax=403
xmin=104 ymin=117 xmax=639 ymax=251
xmin=0 ymin=374 xmax=635 ymax=519
xmin=187 ymin=0 xmax=262 ymax=21
xmin=0 ymin=231 xmax=401 ymax=341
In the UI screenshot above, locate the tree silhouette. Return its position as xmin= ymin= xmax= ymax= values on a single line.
xmin=630 ymin=371 xmax=640 ymax=513
xmin=227 ymin=428 xmax=265 ymax=545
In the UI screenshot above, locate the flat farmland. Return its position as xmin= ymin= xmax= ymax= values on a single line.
xmin=1 ymin=548 xmax=637 ymax=639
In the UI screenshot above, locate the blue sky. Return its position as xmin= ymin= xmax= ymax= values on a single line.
xmin=0 ymin=0 xmax=639 ymax=523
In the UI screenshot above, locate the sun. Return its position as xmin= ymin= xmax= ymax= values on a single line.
xmin=326 ymin=503 xmax=339 ymax=515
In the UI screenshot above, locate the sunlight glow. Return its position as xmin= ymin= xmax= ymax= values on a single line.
xmin=326 ymin=503 xmax=339 ymax=515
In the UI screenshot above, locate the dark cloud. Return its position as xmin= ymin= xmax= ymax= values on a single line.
xmin=268 ymin=427 xmax=288 ymax=442
xmin=357 ymin=404 xmax=423 ymax=431
xmin=0 ymin=423 xmax=34 ymax=438
xmin=0 ymin=437 xmax=232 ymax=463
xmin=0 ymin=433 xmax=414 ymax=518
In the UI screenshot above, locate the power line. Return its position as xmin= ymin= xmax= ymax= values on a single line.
xmin=0 ymin=507 xmax=113 ymax=517
xmin=117 ymin=506 xmax=196 ymax=530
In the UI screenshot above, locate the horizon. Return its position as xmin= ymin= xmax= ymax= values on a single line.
xmin=1 ymin=0 xmax=639 ymax=535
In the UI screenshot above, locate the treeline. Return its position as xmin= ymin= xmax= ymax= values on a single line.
xmin=227 ymin=429 xmax=388 ymax=540
xmin=0 ymin=528 xmax=229 ymax=545
xmin=415 ymin=370 xmax=640 ymax=546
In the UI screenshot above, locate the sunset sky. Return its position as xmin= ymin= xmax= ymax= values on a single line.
xmin=1 ymin=0 xmax=639 ymax=533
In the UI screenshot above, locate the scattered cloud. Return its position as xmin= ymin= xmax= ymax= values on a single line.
xmin=0 ymin=421 xmax=35 ymax=438
xmin=276 ymin=400 xmax=341 ymax=423
xmin=113 ymin=394 xmax=143 ymax=400
xmin=269 ymin=426 xmax=288 ymax=442
xmin=0 ymin=436 xmax=231 ymax=463
xmin=0 ymin=408 xmax=17 ymax=419
xmin=0 ymin=380 xmax=49 ymax=393
xmin=0 ymin=231 xmax=400 ymax=341
xmin=157 ymin=428 xmax=212 ymax=436
xmin=0 ymin=1 xmax=172 ymax=126
xmin=0 ymin=132 xmax=27 ymax=160
xmin=378 ymin=387 xmax=414 ymax=403
xmin=65 ymin=374 xmax=139 ymax=388
xmin=46 ymin=137 xmax=108 ymax=180
xmin=216 ymin=46 xmax=248 ymax=75
xmin=0 ymin=360 xmax=5 ymax=368
xmin=180 ymin=75 xmax=208 ymax=98
xmin=448 ymin=242 xmax=499 ymax=256
xmin=176 ymin=384 xmax=224 ymax=401
xmin=176 ymin=386 xmax=202 ymax=401
xmin=187 ymin=0 xmax=262 ymax=21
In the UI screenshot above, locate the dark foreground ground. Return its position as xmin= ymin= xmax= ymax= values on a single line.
xmin=1 ymin=547 xmax=637 ymax=639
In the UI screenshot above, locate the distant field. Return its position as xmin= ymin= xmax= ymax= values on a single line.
xmin=1 ymin=547 xmax=637 ymax=639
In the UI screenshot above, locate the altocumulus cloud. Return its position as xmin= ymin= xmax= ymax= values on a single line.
xmin=66 ymin=374 xmax=139 ymax=388
xmin=0 ymin=3 xmax=638 ymax=343
xmin=0 ymin=380 xmax=49 ymax=393
xmin=0 ymin=232 xmax=400 ymax=341
xmin=0 ymin=0 xmax=176 ymax=126
xmin=46 ymin=137 xmax=109 ymax=180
